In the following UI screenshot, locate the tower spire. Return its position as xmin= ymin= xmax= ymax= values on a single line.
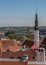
xmin=35 ymin=9 xmax=39 ymax=30
xmin=34 ymin=10 xmax=39 ymax=46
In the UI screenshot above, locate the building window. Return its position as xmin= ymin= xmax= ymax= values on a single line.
xmin=39 ymin=49 xmax=43 ymax=52
xmin=10 ymin=57 xmax=14 ymax=59
xmin=39 ymin=49 xmax=40 ymax=52
xmin=33 ymin=57 xmax=35 ymax=59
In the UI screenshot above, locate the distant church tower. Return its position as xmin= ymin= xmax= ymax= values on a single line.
xmin=34 ymin=10 xmax=39 ymax=46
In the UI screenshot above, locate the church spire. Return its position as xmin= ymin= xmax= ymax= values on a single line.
xmin=35 ymin=10 xmax=39 ymax=30
xmin=34 ymin=10 xmax=39 ymax=46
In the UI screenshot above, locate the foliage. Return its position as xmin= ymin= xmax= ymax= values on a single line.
xmin=26 ymin=34 xmax=34 ymax=41
xmin=7 ymin=33 xmax=17 ymax=39
xmin=17 ymin=36 xmax=24 ymax=41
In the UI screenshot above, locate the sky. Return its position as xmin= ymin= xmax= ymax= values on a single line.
xmin=0 ymin=0 xmax=46 ymax=27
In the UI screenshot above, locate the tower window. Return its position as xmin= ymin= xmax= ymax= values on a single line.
xmin=39 ymin=49 xmax=43 ymax=52
xmin=39 ymin=49 xmax=40 ymax=52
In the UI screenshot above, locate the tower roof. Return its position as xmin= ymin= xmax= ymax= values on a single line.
xmin=34 ymin=10 xmax=39 ymax=30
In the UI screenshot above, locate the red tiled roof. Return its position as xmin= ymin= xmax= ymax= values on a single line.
xmin=1 ymin=48 xmax=6 ymax=52
xmin=22 ymin=39 xmax=34 ymax=48
xmin=9 ymin=46 xmax=22 ymax=52
xmin=41 ymin=36 xmax=46 ymax=44
xmin=2 ymin=40 xmax=15 ymax=47
xmin=31 ymin=46 xmax=39 ymax=50
xmin=0 ymin=40 xmax=3 ymax=47
xmin=16 ymin=41 xmax=23 ymax=46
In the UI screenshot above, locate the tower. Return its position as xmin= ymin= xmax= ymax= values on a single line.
xmin=33 ymin=11 xmax=45 ymax=62
xmin=34 ymin=10 xmax=39 ymax=46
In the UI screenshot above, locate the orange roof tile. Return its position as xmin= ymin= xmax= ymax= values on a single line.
xmin=1 ymin=48 xmax=6 ymax=52
xmin=2 ymin=40 xmax=15 ymax=47
xmin=9 ymin=46 xmax=22 ymax=52
xmin=0 ymin=40 xmax=3 ymax=47
xmin=16 ymin=41 xmax=23 ymax=46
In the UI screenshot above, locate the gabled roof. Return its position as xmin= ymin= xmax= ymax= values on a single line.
xmin=0 ymin=46 xmax=22 ymax=52
xmin=9 ymin=46 xmax=22 ymax=52
xmin=22 ymin=39 xmax=34 ymax=48
xmin=2 ymin=40 xmax=15 ymax=47
xmin=40 ymin=36 xmax=46 ymax=48
xmin=0 ymin=40 xmax=3 ymax=47
xmin=41 ymin=36 xmax=46 ymax=44
xmin=1 ymin=48 xmax=6 ymax=52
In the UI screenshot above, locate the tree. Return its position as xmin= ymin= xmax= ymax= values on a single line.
xmin=8 ymin=33 xmax=17 ymax=39
xmin=26 ymin=34 xmax=34 ymax=41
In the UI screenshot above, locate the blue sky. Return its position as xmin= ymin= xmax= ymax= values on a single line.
xmin=0 ymin=0 xmax=46 ymax=27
